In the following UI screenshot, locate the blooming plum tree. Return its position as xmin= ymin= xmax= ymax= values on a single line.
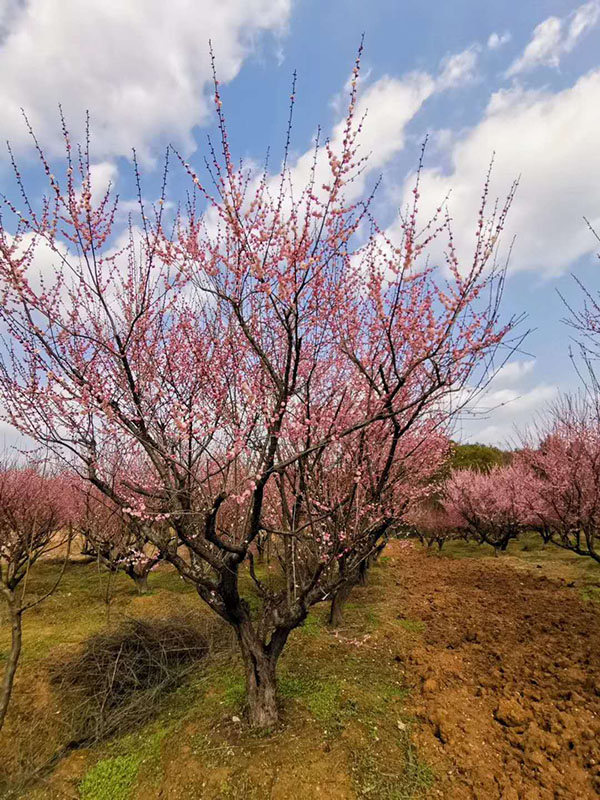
xmin=0 ymin=51 xmax=517 ymax=726
xmin=404 ymin=501 xmax=461 ymax=551
xmin=326 ymin=424 xmax=450 ymax=625
xmin=520 ymin=396 xmax=600 ymax=563
xmin=442 ymin=463 xmax=531 ymax=554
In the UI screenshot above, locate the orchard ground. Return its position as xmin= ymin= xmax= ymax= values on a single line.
xmin=1 ymin=536 xmax=599 ymax=800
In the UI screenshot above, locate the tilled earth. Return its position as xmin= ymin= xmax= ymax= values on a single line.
xmin=390 ymin=544 xmax=600 ymax=799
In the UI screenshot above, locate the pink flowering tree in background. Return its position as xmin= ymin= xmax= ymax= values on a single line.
xmin=75 ymin=483 xmax=161 ymax=595
xmin=442 ymin=463 xmax=531 ymax=555
xmin=0 ymin=465 xmax=72 ymax=730
xmin=519 ymin=395 xmax=600 ymax=563
xmin=404 ymin=501 xmax=462 ymax=551
xmin=0 ymin=51 xmax=518 ymax=727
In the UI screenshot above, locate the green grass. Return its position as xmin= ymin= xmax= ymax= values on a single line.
xmin=581 ymin=584 xmax=600 ymax=603
xmin=436 ymin=532 xmax=600 ymax=605
xmin=297 ymin=609 xmax=325 ymax=637
xmin=352 ymin=747 xmax=434 ymax=800
xmin=395 ymin=617 xmax=425 ymax=634
xmin=0 ymin=560 xmax=201 ymax=665
xmin=344 ymin=601 xmax=379 ymax=632
xmin=220 ymin=669 xmax=247 ymax=710
xmin=279 ymin=672 xmax=342 ymax=724
xmin=7 ymin=533 xmax=596 ymax=799
xmin=79 ymin=727 xmax=167 ymax=800
xmin=79 ymin=754 xmax=139 ymax=800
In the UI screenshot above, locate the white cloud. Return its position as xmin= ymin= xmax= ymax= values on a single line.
xmin=282 ymin=40 xmax=491 ymax=209
xmin=491 ymin=359 xmax=535 ymax=385
xmin=3 ymin=230 xmax=71 ymax=296
xmin=487 ymin=31 xmax=511 ymax=51
xmin=0 ymin=416 xmax=31 ymax=454
xmin=395 ymin=68 xmax=600 ymax=276
xmin=437 ymin=46 xmax=480 ymax=90
xmin=344 ymin=73 xmax=435 ymax=178
xmin=441 ymin=356 xmax=558 ymax=446
xmin=0 ymin=0 xmax=22 ymax=36
xmin=280 ymin=37 xmax=503 ymax=212
xmin=0 ymin=0 xmax=291 ymax=162
xmin=480 ymin=385 xmax=556 ymax=414
xmin=458 ymin=381 xmax=558 ymax=446
xmin=507 ymin=16 xmax=563 ymax=75
xmin=506 ymin=1 xmax=599 ymax=76
xmin=89 ymin=162 xmax=118 ymax=203
xmin=565 ymin=0 xmax=600 ymax=49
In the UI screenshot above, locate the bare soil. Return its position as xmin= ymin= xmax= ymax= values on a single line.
xmin=392 ymin=543 xmax=600 ymax=799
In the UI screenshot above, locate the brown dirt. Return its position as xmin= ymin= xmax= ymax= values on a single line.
xmin=389 ymin=543 xmax=600 ymax=800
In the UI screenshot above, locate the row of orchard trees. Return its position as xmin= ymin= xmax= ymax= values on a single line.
xmin=408 ymin=396 xmax=600 ymax=563
xmin=4 ymin=392 xmax=600 ymax=730
xmin=0 ymin=421 xmax=450 ymax=732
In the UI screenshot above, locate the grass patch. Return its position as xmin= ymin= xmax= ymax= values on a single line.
xmin=581 ymin=584 xmax=600 ymax=603
xmin=344 ymin=601 xmax=379 ymax=632
xmin=352 ymin=744 xmax=433 ymax=799
xmin=221 ymin=671 xmax=247 ymax=710
xmin=79 ymin=754 xmax=139 ymax=800
xmin=80 ymin=727 xmax=167 ymax=800
xmin=2 ymin=551 xmax=430 ymax=800
xmin=297 ymin=610 xmax=324 ymax=637
xmin=396 ymin=617 xmax=425 ymax=634
xmin=279 ymin=672 xmax=342 ymax=724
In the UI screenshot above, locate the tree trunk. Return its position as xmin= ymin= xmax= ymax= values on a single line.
xmin=245 ymin=652 xmax=278 ymax=728
xmin=123 ymin=564 xmax=151 ymax=595
xmin=131 ymin=571 xmax=149 ymax=595
xmin=0 ymin=592 xmax=22 ymax=731
xmin=358 ymin=558 xmax=369 ymax=586
xmin=329 ymin=581 xmax=353 ymax=627
xmin=236 ymin=619 xmax=287 ymax=729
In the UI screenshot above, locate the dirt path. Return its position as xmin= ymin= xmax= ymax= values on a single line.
xmin=389 ymin=544 xmax=600 ymax=799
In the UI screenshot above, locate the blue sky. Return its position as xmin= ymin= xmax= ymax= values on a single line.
xmin=0 ymin=0 xmax=599 ymax=447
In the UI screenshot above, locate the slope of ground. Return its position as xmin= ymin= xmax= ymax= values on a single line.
xmin=0 ymin=537 xmax=598 ymax=799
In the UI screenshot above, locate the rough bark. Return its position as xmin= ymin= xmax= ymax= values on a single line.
xmin=236 ymin=619 xmax=289 ymax=728
xmin=0 ymin=591 xmax=23 ymax=731
xmin=357 ymin=558 xmax=369 ymax=586
xmin=329 ymin=541 xmax=388 ymax=626
xmin=329 ymin=581 xmax=354 ymax=627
